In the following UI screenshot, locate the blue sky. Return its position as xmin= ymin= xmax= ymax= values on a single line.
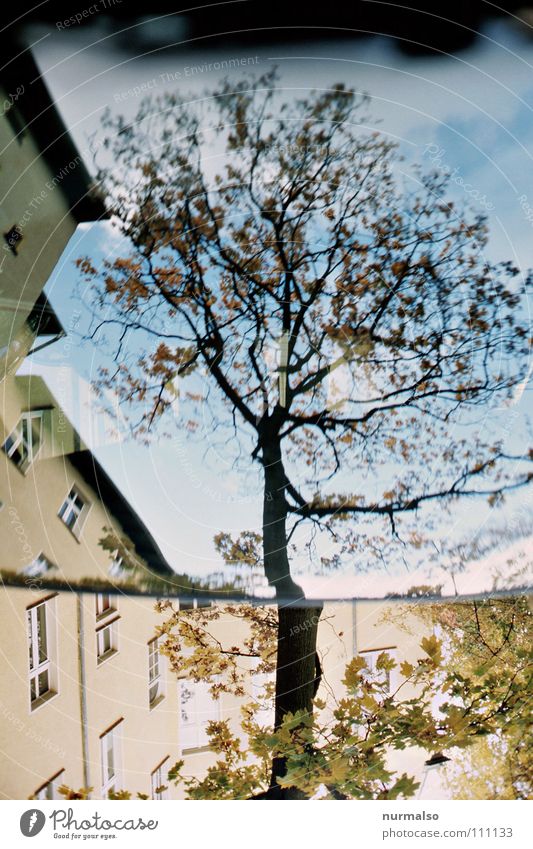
xmin=20 ymin=18 xmax=533 ymax=594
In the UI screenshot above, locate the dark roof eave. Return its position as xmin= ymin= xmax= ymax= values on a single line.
xmin=1 ymin=46 xmax=108 ymax=224
xmin=68 ymin=449 xmax=173 ymax=578
xmin=27 ymin=292 xmax=65 ymax=337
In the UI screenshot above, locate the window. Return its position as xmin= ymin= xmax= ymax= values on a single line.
xmin=148 ymin=638 xmax=165 ymax=708
xmin=150 ymin=758 xmax=169 ymax=800
xmin=21 ymin=553 xmax=57 ymax=578
xmin=4 ymin=224 xmax=23 ymax=255
xmin=27 ymin=598 xmax=57 ymax=709
xmin=96 ymin=618 xmax=119 ymax=664
xmin=33 ymin=769 xmax=64 ymax=800
xmin=251 ymin=661 xmax=275 ymax=729
xmin=58 ymin=487 xmax=89 ymax=539
xmin=96 ymin=593 xmax=114 ymax=618
xmin=179 ymin=680 xmax=220 ymax=752
xmin=95 ymin=594 xmax=118 ymax=664
xmin=5 ymin=103 xmax=26 ymax=142
xmin=108 ymin=555 xmax=127 ymax=579
xmin=2 ymin=410 xmax=44 ymax=472
xmin=179 ymin=598 xmax=213 ymax=611
xmin=359 ymin=648 xmax=398 ymax=695
xmin=100 ymin=721 xmax=122 ymax=798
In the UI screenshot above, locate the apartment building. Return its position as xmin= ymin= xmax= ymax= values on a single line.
xmin=0 ymin=48 xmax=189 ymax=800
xmin=0 ymin=50 xmax=105 ymax=374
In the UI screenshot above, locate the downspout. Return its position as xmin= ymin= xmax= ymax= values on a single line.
xmin=27 ymin=330 xmax=67 ymax=357
xmin=76 ymin=593 xmax=90 ymax=794
xmin=352 ymin=601 xmax=357 ymax=657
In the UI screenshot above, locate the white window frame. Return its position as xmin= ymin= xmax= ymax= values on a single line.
xmin=150 ymin=758 xmax=169 ymax=800
xmin=100 ymin=721 xmax=123 ymax=798
xmin=33 ymin=769 xmax=64 ymax=800
xmin=58 ymin=486 xmax=90 ymax=540
xmin=148 ymin=637 xmax=165 ymax=708
xmin=251 ymin=658 xmax=275 ymax=728
xmin=2 ymin=410 xmax=44 ymax=472
xmin=359 ymin=647 xmax=398 ymax=695
xmin=27 ymin=597 xmax=58 ymax=710
xmin=178 ymin=679 xmax=221 ymax=753
xmin=21 ymin=552 xmax=57 ymax=578
xmin=108 ymin=554 xmax=127 ymax=579
xmin=95 ymin=593 xmax=115 ymax=619
xmin=96 ymin=616 xmax=119 ymax=664
xmin=178 ymin=598 xmax=213 ymax=611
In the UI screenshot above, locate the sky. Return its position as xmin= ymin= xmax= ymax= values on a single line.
xmin=16 ymin=16 xmax=533 ymax=595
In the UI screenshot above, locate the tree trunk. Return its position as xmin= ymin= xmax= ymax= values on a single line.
xmin=269 ymin=603 xmax=323 ymax=798
xmin=262 ymin=436 xmax=301 ymax=599
xmin=258 ymin=432 xmax=323 ymax=799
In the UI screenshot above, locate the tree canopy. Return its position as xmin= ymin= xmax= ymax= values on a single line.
xmin=81 ymin=70 xmax=532 ymax=596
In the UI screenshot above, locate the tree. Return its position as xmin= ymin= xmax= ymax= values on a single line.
xmin=65 ymin=597 xmax=527 ymax=800
xmin=79 ymin=72 xmax=532 ymax=795
xmin=401 ymin=595 xmax=533 ymax=800
xmin=52 ymin=594 xmax=531 ymax=801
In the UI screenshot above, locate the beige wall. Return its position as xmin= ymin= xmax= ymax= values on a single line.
xmin=0 ymin=447 xmax=124 ymax=584
xmin=0 ymin=589 xmax=438 ymax=799
xmin=0 ymin=373 xmax=126 ymax=585
xmin=0 ymin=84 xmax=79 ymax=353
xmin=0 ymin=587 xmax=83 ymax=800
xmin=82 ymin=594 xmax=181 ymax=799
xmin=0 ymin=590 xmax=185 ymax=800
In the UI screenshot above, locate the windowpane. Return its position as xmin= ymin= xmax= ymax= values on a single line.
xmin=148 ymin=640 xmax=163 ymax=705
xmin=359 ymin=649 xmax=397 ymax=695
xmin=37 ymin=604 xmax=48 ymax=664
xmin=107 ymin=739 xmax=115 ymax=779
xmin=28 ymin=602 xmax=54 ymax=706
xmin=34 ymin=773 xmax=63 ymax=801
xmin=101 ymin=726 xmax=121 ymax=796
xmin=96 ymin=594 xmax=112 ymax=617
xmin=27 ymin=610 xmax=33 ymax=669
xmin=22 ymin=553 xmax=56 ymax=578
xmin=109 ymin=556 xmax=125 ymax=578
xmin=2 ymin=411 xmax=43 ymax=469
xmin=148 ymin=642 xmax=159 ymax=681
xmin=151 ymin=763 xmax=168 ymax=800
xmin=38 ymin=670 xmax=49 ymax=696
xmin=97 ymin=619 xmax=117 ymax=661
xmin=59 ymin=488 xmax=86 ymax=535
xmin=179 ymin=680 xmax=218 ymax=750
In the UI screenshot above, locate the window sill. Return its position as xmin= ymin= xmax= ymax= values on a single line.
xmin=181 ymin=745 xmax=212 ymax=756
xmin=30 ymin=689 xmax=58 ymax=713
xmin=97 ymin=649 xmax=118 ymax=667
xmin=101 ymin=784 xmax=117 ymax=799
xmin=4 ymin=456 xmax=33 ymax=477
xmin=149 ymin=694 xmax=165 ymax=711
xmin=96 ymin=609 xmax=117 ymax=623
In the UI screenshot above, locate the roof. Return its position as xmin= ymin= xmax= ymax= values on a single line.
xmin=27 ymin=293 xmax=65 ymax=338
xmin=0 ymin=45 xmax=107 ymax=224
xmin=68 ymin=449 xmax=174 ymax=577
